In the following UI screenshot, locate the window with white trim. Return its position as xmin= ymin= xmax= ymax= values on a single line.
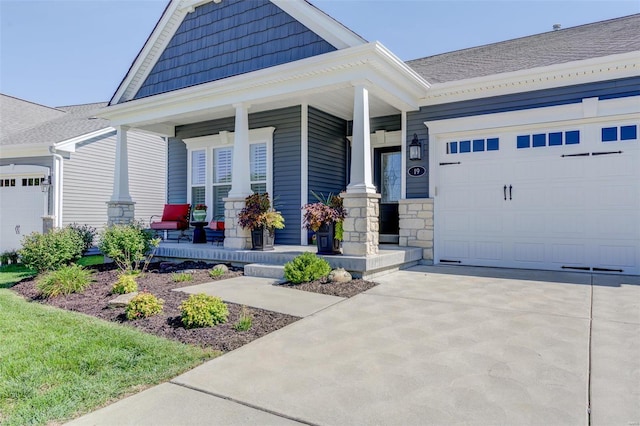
xmin=185 ymin=127 xmax=275 ymax=223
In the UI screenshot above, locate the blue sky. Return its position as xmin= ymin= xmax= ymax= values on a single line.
xmin=1 ymin=0 xmax=638 ymax=107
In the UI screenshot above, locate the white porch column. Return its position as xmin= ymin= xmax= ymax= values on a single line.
xmin=107 ymin=125 xmax=135 ymax=225
xmin=224 ymin=103 xmax=252 ymax=249
xmin=347 ymin=84 xmax=376 ymax=194
xmin=111 ymin=125 xmax=132 ymax=202
xmin=228 ymin=103 xmax=252 ymax=198
xmin=342 ymin=84 xmax=380 ymax=256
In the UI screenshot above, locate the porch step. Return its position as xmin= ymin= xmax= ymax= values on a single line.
xmin=244 ymin=263 xmax=285 ymax=280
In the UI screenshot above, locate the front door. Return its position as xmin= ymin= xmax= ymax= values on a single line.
xmin=374 ymin=147 xmax=401 ymax=243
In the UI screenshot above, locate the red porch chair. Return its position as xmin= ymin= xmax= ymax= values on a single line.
xmin=150 ymin=204 xmax=191 ymax=243
xmin=209 ymin=218 xmax=225 ymax=246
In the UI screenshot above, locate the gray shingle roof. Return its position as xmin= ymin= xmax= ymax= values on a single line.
xmin=0 ymin=100 xmax=110 ymax=147
xmin=0 ymin=94 xmax=66 ymax=139
xmin=406 ymin=14 xmax=640 ymax=84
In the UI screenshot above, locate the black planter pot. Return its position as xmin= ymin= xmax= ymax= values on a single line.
xmin=251 ymin=227 xmax=274 ymax=251
xmin=316 ymin=222 xmax=341 ymax=255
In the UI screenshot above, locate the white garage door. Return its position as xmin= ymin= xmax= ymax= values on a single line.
xmin=435 ymin=121 xmax=640 ymax=275
xmin=0 ymin=174 xmax=47 ymax=252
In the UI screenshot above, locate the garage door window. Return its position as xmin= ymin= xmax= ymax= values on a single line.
xmin=518 ymin=130 xmax=580 ymax=149
xmin=0 ymin=179 xmax=16 ymax=187
xmin=602 ymin=125 xmax=638 ymax=142
xmin=447 ymin=137 xmax=499 ymax=154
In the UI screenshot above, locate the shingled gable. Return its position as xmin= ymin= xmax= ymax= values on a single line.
xmin=110 ymin=0 xmax=366 ymax=105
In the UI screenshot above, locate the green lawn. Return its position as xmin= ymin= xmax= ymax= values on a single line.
xmin=0 ymin=267 xmax=218 ymax=426
xmin=76 ymin=254 xmax=105 ymax=267
xmin=0 ymin=264 xmax=36 ymax=289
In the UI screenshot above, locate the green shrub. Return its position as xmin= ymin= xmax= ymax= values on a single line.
xmin=111 ymin=274 xmax=138 ymax=294
xmin=37 ymin=264 xmax=94 ymax=297
xmin=284 ymin=252 xmax=331 ymax=284
xmin=125 ymin=292 xmax=164 ymax=320
xmin=172 ymin=272 xmax=193 ymax=282
xmin=209 ymin=268 xmax=225 ymax=278
xmin=98 ymin=222 xmax=159 ymax=274
xmin=1 ymin=250 xmax=19 ymax=265
xmin=19 ymin=228 xmax=84 ymax=272
xmin=67 ymin=223 xmax=97 ymax=253
xmin=180 ymin=294 xmax=229 ymax=329
xmin=234 ymin=306 xmax=252 ymax=332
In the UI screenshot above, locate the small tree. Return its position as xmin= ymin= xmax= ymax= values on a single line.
xmin=98 ymin=222 xmax=160 ymax=274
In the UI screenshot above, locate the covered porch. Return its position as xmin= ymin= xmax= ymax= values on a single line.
xmin=100 ymin=42 xmax=430 ymax=258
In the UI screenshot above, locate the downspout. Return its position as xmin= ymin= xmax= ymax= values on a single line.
xmin=49 ymin=147 xmax=64 ymax=228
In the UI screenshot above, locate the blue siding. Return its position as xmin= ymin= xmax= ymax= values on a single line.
xmin=167 ymin=138 xmax=187 ymax=204
xmin=135 ymin=0 xmax=336 ymax=99
xmin=173 ymin=107 xmax=302 ymax=245
xmin=307 ymin=107 xmax=348 ymax=202
xmin=405 ymin=76 xmax=640 ymax=198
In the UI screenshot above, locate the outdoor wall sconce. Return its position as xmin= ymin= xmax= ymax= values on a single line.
xmin=409 ymin=134 xmax=422 ymax=161
xmin=41 ymin=176 xmax=51 ymax=193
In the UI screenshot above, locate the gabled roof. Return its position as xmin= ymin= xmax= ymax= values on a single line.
xmin=0 ymin=101 xmax=110 ymax=148
xmin=110 ymin=0 xmax=366 ymax=105
xmin=0 ymin=94 xmax=66 ymax=139
xmin=407 ymin=14 xmax=640 ymax=84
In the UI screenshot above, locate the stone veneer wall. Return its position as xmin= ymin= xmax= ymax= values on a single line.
xmin=398 ymin=198 xmax=434 ymax=261
xmin=341 ymin=192 xmax=380 ymax=256
xmin=107 ymin=201 xmax=135 ymax=226
xmin=223 ymin=197 xmax=251 ymax=249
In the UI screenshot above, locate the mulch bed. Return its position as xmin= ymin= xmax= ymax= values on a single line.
xmin=11 ymin=261 xmax=377 ymax=352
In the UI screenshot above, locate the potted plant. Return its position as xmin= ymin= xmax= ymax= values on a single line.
xmin=302 ymin=192 xmax=346 ymax=255
xmin=238 ymin=193 xmax=284 ymax=251
xmin=192 ymin=204 xmax=207 ymax=222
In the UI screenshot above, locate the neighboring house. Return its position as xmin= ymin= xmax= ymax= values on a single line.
xmin=0 ymin=95 xmax=167 ymax=252
xmin=99 ymin=0 xmax=639 ymax=275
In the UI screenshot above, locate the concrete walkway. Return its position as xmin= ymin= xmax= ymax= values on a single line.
xmin=68 ymin=266 xmax=640 ymax=426
xmin=174 ymin=276 xmax=345 ymax=317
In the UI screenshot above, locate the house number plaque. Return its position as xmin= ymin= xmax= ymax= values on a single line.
xmin=407 ymin=166 xmax=426 ymax=177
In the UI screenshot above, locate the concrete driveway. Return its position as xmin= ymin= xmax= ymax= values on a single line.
xmin=69 ymin=265 xmax=639 ymax=426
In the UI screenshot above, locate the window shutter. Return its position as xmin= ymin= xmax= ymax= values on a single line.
xmin=250 ymin=143 xmax=267 ymax=182
xmin=191 ymin=150 xmax=206 ymax=185
xmin=214 ymin=148 xmax=233 ymax=184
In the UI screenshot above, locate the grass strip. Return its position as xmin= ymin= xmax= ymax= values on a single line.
xmin=0 ymin=290 xmax=218 ymax=425
xmin=0 ymin=264 xmax=36 ymax=289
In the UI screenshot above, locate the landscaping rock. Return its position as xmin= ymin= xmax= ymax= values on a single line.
xmin=176 ymin=269 xmax=196 ymax=274
xmin=159 ymin=262 xmax=177 ymax=272
xmin=212 ymin=264 xmax=229 ymax=274
xmin=108 ymin=292 xmax=139 ymax=308
xmin=328 ymin=268 xmax=352 ymax=283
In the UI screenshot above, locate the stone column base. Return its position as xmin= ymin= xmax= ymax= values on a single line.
xmin=107 ymin=201 xmax=136 ymax=226
xmin=341 ymin=191 xmax=380 ymax=256
xmin=42 ymin=216 xmax=55 ymax=233
xmin=223 ymin=197 xmax=251 ymax=250
xmin=398 ymin=198 xmax=434 ymax=261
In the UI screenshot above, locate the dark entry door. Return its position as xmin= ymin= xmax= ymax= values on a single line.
xmin=374 ymin=147 xmax=401 ymax=243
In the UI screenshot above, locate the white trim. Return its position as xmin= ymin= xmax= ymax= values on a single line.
xmin=421 ymin=51 xmax=639 ymax=106
xmin=110 ymin=1 xmax=185 ymax=104
xmin=425 ymin=95 xmax=640 ymax=137
xmin=270 ymin=0 xmax=366 ymax=50
xmin=100 ymin=42 xmax=429 ymax=127
xmin=54 ymin=127 xmax=115 ymax=153
xmin=401 ymin=111 xmax=407 ymax=199
xmin=300 ymin=103 xmax=309 ymax=245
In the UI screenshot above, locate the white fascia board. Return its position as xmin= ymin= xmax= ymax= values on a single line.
xmin=421 ymin=51 xmax=640 ymax=106
xmin=53 ymin=127 xmax=116 ymax=153
xmin=0 ymin=144 xmax=52 ymax=158
xmin=270 ymin=0 xmax=366 ymax=49
xmin=100 ymin=43 xmax=430 ymax=126
xmin=110 ymin=1 xmax=185 ymax=105
xmin=425 ymin=95 xmax=640 ymax=137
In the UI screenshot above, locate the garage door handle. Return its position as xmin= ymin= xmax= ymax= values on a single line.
xmin=509 ymin=185 xmax=513 ymax=200
xmin=503 ymin=185 xmax=507 ymax=200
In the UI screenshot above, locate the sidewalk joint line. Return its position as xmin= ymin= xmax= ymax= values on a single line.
xmin=170 ymin=381 xmax=320 ymax=426
xmin=587 ymin=273 xmax=594 ymax=425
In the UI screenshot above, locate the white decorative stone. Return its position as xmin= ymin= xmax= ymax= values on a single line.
xmin=329 ymin=268 xmax=352 ymax=283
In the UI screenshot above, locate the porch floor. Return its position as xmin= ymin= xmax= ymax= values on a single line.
xmin=155 ymin=242 xmax=423 ymax=279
